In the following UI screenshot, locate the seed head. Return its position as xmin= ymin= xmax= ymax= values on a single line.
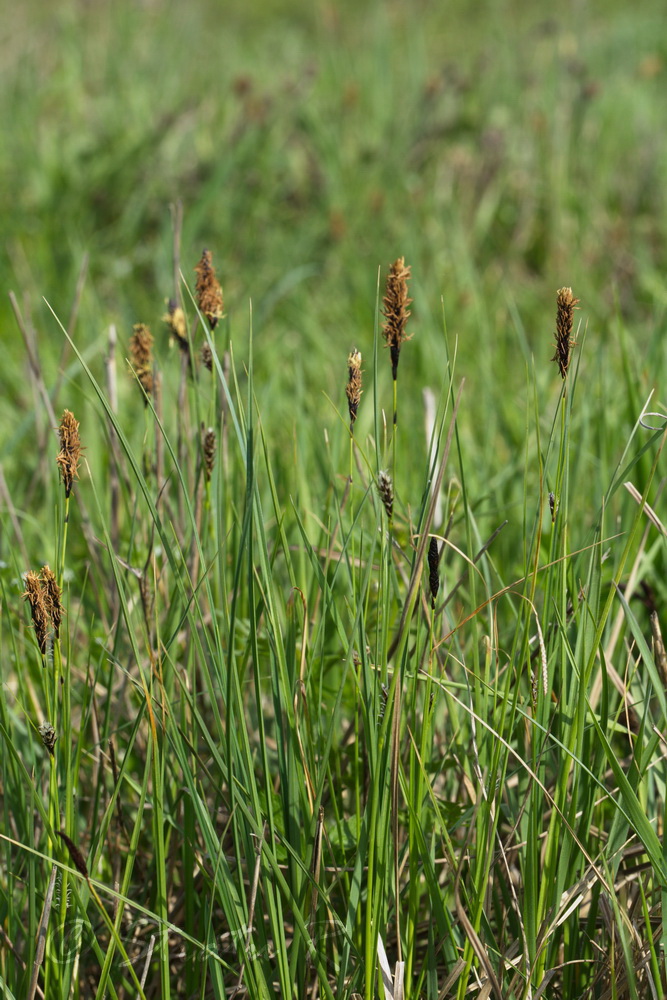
xmin=40 ymin=565 xmax=63 ymax=640
xmin=129 ymin=323 xmax=154 ymax=401
xmin=376 ymin=470 xmax=394 ymax=522
xmin=201 ymin=342 xmax=213 ymax=371
xmin=22 ymin=571 xmax=50 ymax=655
xmin=39 ymin=721 xmax=57 ymax=756
xmin=57 ymin=831 xmax=89 ymax=879
xmin=195 ymin=249 xmax=224 ymax=330
xmin=382 ymin=257 xmax=412 ymax=380
xmin=345 ymin=349 xmax=363 ymax=430
xmin=163 ymin=298 xmax=189 ymax=351
xmin=552 ymin=287 xmax=579 ymax=379
xmin=56 ymin=410 xmax=81 ymax=498
xmin=427 ymin=537 xmax=440 ymax=608
xmin=548 ymin=492 xmax=558 ymax=523
xmin=202 ymin=426 xmax=216 ymax=481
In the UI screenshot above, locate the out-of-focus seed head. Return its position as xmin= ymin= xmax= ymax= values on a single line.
xmin=57 ymin=831 xmax=89 ymax=879
xmin=163 ymin=298 xmax=189 ymax=351
xmin=129 ymin=323 xmax=154 ymax=402
xmin=201 ymin=343 xmax=213 ymax=371
xmin=427 ymin=537 xmax=440 ymax=608
xmin=39 ymin=721 xmax=57 ymax=756
xmin=195 ymin=249 xmax=224 ymax=330
xmin=202 ymin=426 xmax=216 ymax=481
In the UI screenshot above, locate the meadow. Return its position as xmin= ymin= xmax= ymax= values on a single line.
xmin=2 ymin=1 xmax=667 ymax=997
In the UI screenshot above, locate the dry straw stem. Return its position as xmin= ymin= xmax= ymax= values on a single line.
xmin=377 ymin=470 xmax=394 ymax=521
xmin=552 ymin=286 xmax=579 ymax=379
xmin=22 ymin=571 xmax=49 ymax=655
xmin=56 ymin=409 xmax=81 ymax=498
xmin=382 ymin=257 xmax=412 ymax=380
xmin=163 ymin=297 xmax=189 ymax=351
xmin=129 ymin=323 xmax=154 ymax=402
xmin=195 ymin=248 xmax=224 ymax=330
xmin=345 ymin=349 xmax=363 ymax=430
xmin=40 ymin=565 xmax=63 ymax=639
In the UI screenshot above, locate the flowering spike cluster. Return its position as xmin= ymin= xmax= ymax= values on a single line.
xmin=22 ymin=571 xmax=50 ymax=655
xmin=39 ymin=721 xmax=57 ymax=756
xmin=552 ymin=286 xmax=579 ymax=379
xmin=382 ymin=257 xmax=412 ymax=380
xmin=345 ymin=349 xmax=362 ymax=430
xmin=201 ymin=343 xmax=213 ymax=371
xmin=376 ymin=470 xmax=394 ymax=521
xmin=427 ymin=537 xmax=440 ymax=608
xmin=195 ymin=249 xmax=224 ymax=330
xmin=22 ymin=565 xmax=65 ymax=655
xmin=163 ymin=298 xmax=189 ymax=351
xmin=129 ymin=323 xmax=154 ymax=401
xmin=40 ymin=565 xmax=63 ymax=640
xmin=56 ymin=410 xmax=81 ymax=498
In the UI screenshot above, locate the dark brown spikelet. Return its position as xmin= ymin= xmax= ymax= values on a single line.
xmin=346 ymin=349 xmax=363 ymax=430
xmin=129 ymin=323 xmax=154 ymax=401
xmin=548 ymin=491 xmax=558 ymax=523
xmin=56 ymin=410 xmax=81 ymax=498
xmin=552 ymin=286 xmax=579 ymax=379
xmin=427 ymin=537 xmax=440 ymax=609
xmin=376 ymin=470 xmax=394 ymax=521
xmin=39 ymin=721 xmax=57 ymax=756
xmin=163 ymin=298 xmax=189 ymax=351
xmin=202 ymin=425 xmax=216 ymax=481
xmin=201 ymin=342 xmax=213 ymax=371
xmin=57 ymin=831 xmax=89 ymax=879
xmin=382 ymin=257 xmax=412 ymax=380
xmin=195 ymin=249 xmax=224 ymax=330
xmin=40 ymin=565 xmax=63 ymax=640
xmin=23 ymin=571 xmax=50 ymax=655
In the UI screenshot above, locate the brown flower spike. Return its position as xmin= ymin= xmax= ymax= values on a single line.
xmin=345 ymin=349 xmax=362 ymax=430
xmin=195 ymin=249 xmax=224 ymax=330
xmin=39 ymin=721 xmax=57 ymax=756
xmin=163 ymin=298 xmax=189 ymax=351
xmin=202 ymin=426 xmax=216 ymax=481
xmin=427 ymin=537 xmax=440 ymax=609
xmin=57 ymin=831 xmax=89 ymax=879
xmin=377 ymin=470 xmax=394 ymax=522
xmin=22 ymin=571 xmax=50 ymax=655
xmin=201 ymin=343 xmax=213 ymax=371
xmin=129 ymin=323 xmax=154 ymax=401
xmin=56 ymin=410 xmax=81 ymax=498
xmin=382 ymin=257 xmax=412 ymax=380
xmin=552 ymin=287 xmax=579 ymax=379
xmin=40 ymin=565 xmax=63 ymax=640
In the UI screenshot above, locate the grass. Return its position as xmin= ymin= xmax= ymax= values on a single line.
xmin=2 ymin=0 xmax=667 ymax=997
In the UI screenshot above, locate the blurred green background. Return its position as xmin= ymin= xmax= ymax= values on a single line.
xmin=2 ymin=0 xmax=666 ymax=490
